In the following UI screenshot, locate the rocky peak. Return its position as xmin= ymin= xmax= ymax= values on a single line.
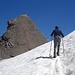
xmin=0 ymin=14 xmax=48 ymax=60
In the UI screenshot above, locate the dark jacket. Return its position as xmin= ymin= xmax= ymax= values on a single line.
xmin=51 ymin=29 xmax=64 ymax=37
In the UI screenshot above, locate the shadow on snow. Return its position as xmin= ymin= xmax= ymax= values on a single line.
xmin=35 ymin=56 xmax=53 ymax=59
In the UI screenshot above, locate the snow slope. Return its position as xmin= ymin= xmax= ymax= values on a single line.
xmin=0 ymin=30 xmax=75 ymax=75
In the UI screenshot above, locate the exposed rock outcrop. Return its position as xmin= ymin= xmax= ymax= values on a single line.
xmin=0 ymin=14 xmax=48 ymax=60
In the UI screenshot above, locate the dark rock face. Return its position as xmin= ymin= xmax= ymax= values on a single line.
xmin=0 ymin=14 xmax=48 ymax=60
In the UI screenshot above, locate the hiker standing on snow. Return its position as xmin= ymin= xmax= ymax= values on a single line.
xmin=51 ymin=26 xmax=64 ymax=58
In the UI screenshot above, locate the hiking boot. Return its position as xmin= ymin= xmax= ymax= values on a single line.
xmin=54 ymin=48 xmax=56 ymax=58
xmin=53 ymin=55 xmax=56 ymax=58
xmin=57 ymin=45 xmax=60 ymax=56
xmin=57 ymin=53 xmax=59 ymax=56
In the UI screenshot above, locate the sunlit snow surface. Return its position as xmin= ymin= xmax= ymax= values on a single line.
xmin=0 ymin=30 xmax=75 ymax=75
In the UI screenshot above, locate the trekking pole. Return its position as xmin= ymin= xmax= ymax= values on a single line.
xmin=62 ymin=38 xmax=64 ymax=54
xmin=49 ymin=36 xmax=52 ymax=57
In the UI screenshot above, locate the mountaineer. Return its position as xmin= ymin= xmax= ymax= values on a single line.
xmin=51 ymin=26 xmax=64 ymax=58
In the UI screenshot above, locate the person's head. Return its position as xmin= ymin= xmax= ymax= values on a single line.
xmin=55 ymin=26 xmax=59 ymax=29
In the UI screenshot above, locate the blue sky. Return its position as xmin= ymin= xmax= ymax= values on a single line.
xmin=0 ymin=0 xmax=75 ymax=39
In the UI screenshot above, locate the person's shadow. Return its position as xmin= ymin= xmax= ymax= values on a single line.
xmin=35 ymin=56 xmax=53 ymax=59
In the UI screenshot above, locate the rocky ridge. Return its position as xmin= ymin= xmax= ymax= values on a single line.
xmin=0 ymin=14 xmax=48 ymax=60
